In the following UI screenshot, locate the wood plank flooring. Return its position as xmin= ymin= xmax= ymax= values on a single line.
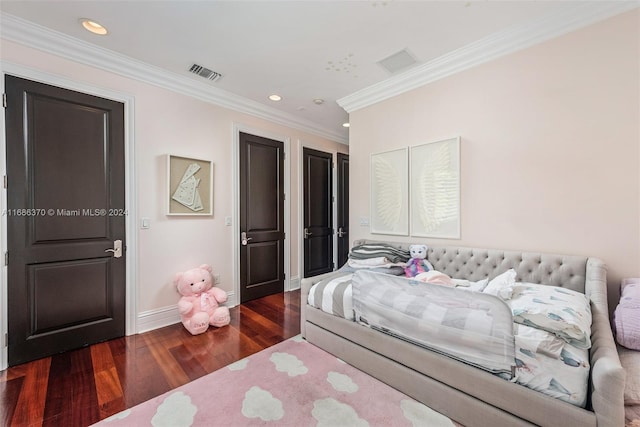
xmin=0 ymin=290 xmax=301 ymax=427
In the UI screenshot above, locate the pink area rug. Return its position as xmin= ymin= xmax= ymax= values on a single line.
xmin=94 ymin=335 xmax=462 ymax=426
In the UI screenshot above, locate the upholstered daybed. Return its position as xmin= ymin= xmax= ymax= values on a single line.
xmin=300 ymin=240 xmax=625 ymax=427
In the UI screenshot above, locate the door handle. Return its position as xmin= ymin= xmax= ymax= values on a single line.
xmin=337 ymin=227 xmax=346 ymax=238
xmin=105 ymin=239 xmax=122 ymax=258
xmin=304 ymin=228 xmax=312 ymax=239
xmin=241 ymin=231 xmax=253 ymax=246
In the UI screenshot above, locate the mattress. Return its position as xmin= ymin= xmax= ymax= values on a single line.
xmin=308 ymin=269 xmax=591 ymax=408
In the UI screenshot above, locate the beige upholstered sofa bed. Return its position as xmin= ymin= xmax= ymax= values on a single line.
xmin=300 ymin=240 xmax=625 ymax=427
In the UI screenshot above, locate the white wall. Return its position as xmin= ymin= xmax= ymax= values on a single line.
xmin=0 ymin=39 xmax=347 ymax=326
xmin=348 ymin=10 xmax=639 ymax=308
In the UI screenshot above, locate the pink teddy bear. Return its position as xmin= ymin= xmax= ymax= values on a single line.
xmin=175 ymin=264 xmax=230 ymax=335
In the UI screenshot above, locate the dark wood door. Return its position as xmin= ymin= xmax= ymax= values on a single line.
xmin=239 ymin=132 xmax=285 ymax=303
xmin=303 ymin=148 xmax=333 ymax=278
xmin=336 ymin=153 xmax=349 ymax=268
xmin=4 ymin=75 xmax=126 ymax=366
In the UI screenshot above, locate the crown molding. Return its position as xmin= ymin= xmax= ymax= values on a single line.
xmin=0 ymin=13 xmax=348 ymax=145
xmin=338 ymin=1 xmax=639 ymax=113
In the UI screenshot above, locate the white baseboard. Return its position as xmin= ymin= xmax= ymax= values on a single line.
xmin=135 ymin=287 xmax=300 ymax=334
xmin=136 ymin=305 xmax=181 ymax=334
xmin=289 ymin=276 xmax=300 ymax=291
xmin=226 ymin=291 xmax=238 ymax=308
xmin=136 ymin=291 xmax=238 ymax=334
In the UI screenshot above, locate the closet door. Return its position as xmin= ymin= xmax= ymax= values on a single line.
xmin=5 ymin=75 xmax=126 ymax=365
xmin=303 ymin=148 xmax=333 ymax=277
xmin=239 ymin=132 xmax=285 ymax=302
xmin=336 ymin=153 xmax=349 ymax=268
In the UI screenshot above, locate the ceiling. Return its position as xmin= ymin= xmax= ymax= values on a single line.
xmin=0 ymin=1 xmax=635 ymax=144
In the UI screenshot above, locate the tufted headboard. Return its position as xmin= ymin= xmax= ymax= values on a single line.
xmin=353 ymin=239 xmax=590 ymax=293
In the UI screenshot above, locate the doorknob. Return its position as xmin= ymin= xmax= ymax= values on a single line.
xmin=337 ymin=227 xmax=346 ymax=238
xmin=241 ymin=231 xmax=253 ymax=246
xmin=105 ymin=239 xmax=122 ymax=258
xmin=304 ymin=228 xmax=312 ymax=239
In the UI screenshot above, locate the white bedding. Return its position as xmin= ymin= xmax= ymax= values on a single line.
xmin=509 ymin=282 xmax=592 ymax=349
xmin=513 ymin=324 xmax=590 ymax=407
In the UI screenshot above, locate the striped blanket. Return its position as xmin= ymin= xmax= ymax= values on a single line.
xmin=308 ymin=273 xmax=355 ymax=320
xmin=348 ymin=243 xmax=410 ymax=264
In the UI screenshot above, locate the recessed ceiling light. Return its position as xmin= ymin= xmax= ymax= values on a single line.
xmin=313 ymin=98 xmax=324 ymax=105
xmin=80 ymin=18 xmax=108 ymax=35
xmin=269 ymin=94 xmax=282 ymax=102
xmin=342 ymin=123 xmax=350 ymax=128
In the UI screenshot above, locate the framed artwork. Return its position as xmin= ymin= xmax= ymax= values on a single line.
xmin=167 ymin=155 xmax=213 ymax=216
xmin=370 ymin=147 xmax=409 ymax=235
xmin=410 ymin=137 xmax=460 ymax=239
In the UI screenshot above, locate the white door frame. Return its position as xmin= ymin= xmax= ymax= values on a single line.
xmin=231 ymin=124 xmax=291 ymax=305
xmin=0 ymin=61 xmax=138 ymax=370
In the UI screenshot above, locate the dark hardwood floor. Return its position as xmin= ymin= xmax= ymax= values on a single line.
xmin=0 ymin=290 xmax=301 ymax=427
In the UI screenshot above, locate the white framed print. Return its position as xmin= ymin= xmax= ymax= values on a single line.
xmin=410 ymin=137 xmax=460 ymax=239
xmin=167 ymin=155 xmax=213 ymax=216
xmin=370 ymin=147 xmax=409 ymax=235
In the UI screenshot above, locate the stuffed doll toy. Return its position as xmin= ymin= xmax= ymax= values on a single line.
xmin=404 ymin=244 xmax=433 ymax=278
xmin=175 ymin=264 xmax=230 ymax=335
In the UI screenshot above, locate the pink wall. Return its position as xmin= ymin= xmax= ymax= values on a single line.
xmin=349 ymin=10 xmax=639 ymax=307
xmin=0 ymin=39 xmax=347 ymax=314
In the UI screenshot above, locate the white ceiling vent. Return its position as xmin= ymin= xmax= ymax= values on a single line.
xmin=377 ymin=49 xmax=418 ymax=74
xmin=189 ymin=64 xmax=222 ymax=82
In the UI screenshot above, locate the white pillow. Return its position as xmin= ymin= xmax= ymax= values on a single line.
xmin=483 ymin=269 xmax=516 ymax=300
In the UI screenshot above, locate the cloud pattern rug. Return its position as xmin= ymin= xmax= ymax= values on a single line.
xmin=94 ymin=335 xmax=461 ymax=426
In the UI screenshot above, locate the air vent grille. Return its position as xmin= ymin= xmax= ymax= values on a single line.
xmin=378 ymin=49 xmax=418 ymax=74
xmin=189 ymin=64 xmax=222 ymax=82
